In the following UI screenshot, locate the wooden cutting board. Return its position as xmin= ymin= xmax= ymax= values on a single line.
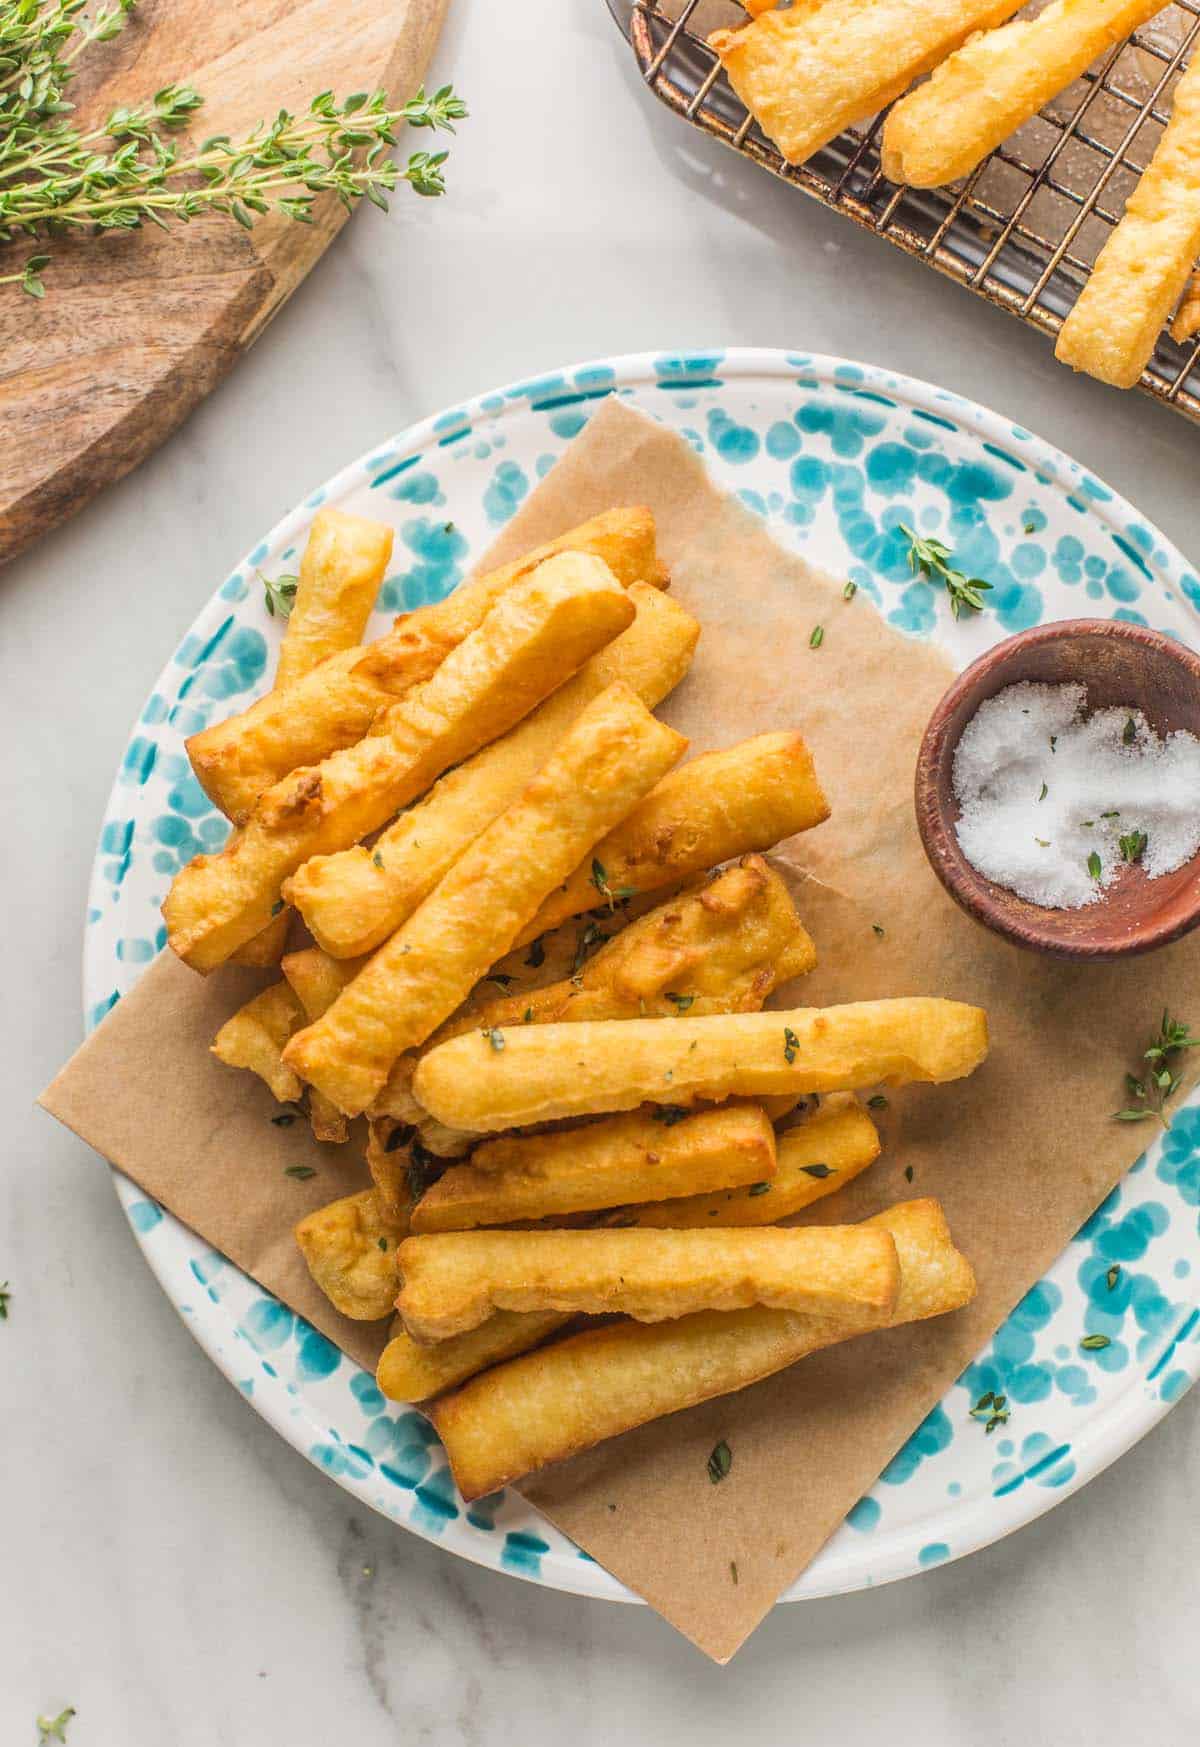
xmin=0 ymin=0 xmax=449 ymax=566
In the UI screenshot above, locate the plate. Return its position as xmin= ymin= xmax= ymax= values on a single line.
xmin=85 ymin=350 xmax=1200 ymax=1602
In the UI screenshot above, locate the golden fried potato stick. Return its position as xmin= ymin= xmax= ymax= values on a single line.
xmin=187 ymin=508 xmax=666 ymax=822
xmin=397 ymin=1222 xmax=900 ymax=1342
xmin=514 ymin=733 xmax=828 ymax=947
xmin=362 ymin=1117 xmax=435 ymax=1224
xmin=431 ymin=1198 xmax=976 ymax=1499
xmin=1171 ymin=268 xmax=1200 ymax=343
xmin=370 ymin=855 xmax=817 ymax=1122
xmin=232 ymin=514 xmax=390 ymax=964
xmin=165 ymin=554 xmax=635 ymax=972
xmin=227 ymin=907 xmax=292 ymax=969
xmin=284 ymin=684 xmax=688 ymax=1115
xmin=294 ymin=1189 xmax=406 ymax=1320
xmin=231 ymin=516 xmax=391 ymax=964
xmin=211 ymin=980 xmax=306 ymax=1103
xmin=273 ymin=508 xmax=393 ymax=690
xmin=709 ymin=0 xmax=1024 ymax=168
xmin=375 ymin=1101 xmax=877 ymax=1401
xmin=280 ymin=947 xmax=367 ymax=1144
xmin=378 ymin=1310 xmax=572 ymax=1404
xmin=1057 ymin=57 xmax=1200 ymax=387
xmin=622 ymin=1096 xmax=880 ymax=1228
xmin=414 ymin=998 xmax=989 ymax=1133
xmin=307 ymin=1090 xmax=348 ymax=1147
xmin=281 ymin=944 xmax=365 ymax=1010
xmin=287 ymin=583 xmax=701 ymax=957
xmin=410 ymin=1104 xmax=777 ymax=1233
xmin=881 ymin=0 xmax=1164 ymax=189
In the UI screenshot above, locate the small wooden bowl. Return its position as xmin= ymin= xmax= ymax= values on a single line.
xmin=914 ymin=619 xmax=1200 ymax=959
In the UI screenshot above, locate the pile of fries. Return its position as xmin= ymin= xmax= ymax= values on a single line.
xmin=173 ymin=504 xmax=987 ymax=1501
xmin=711 ymin=0 xmax=1200 ymax=391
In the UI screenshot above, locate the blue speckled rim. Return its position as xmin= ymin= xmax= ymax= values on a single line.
xmin=83 ymin=350 xmax=1200 ymax=1605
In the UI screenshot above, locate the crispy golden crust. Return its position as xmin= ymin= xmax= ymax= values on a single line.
xmin=377 ymin=1310 xmax=573 ymax=1404
xmin=1172 ymin=270 xmax=1200 ymax=344
xmin=164 ymin=555 xmax=635 ymax=972
xmin=281 ymin=946 xmax=366 ymax=1013
xmin=370 ymin=1104 xmax=876 ymax=1390
xmin=283 ymin=685 xmax=687 ymax=1115
xmin=307 ymin=1092 xmax=349 ymax=1146
xmin=430 ymin=1199 xmax=976 ymax=1498
xmin=211 ymin=980 xmax=306 ymax=1103
xmin=513 ymin=733 xmax=828 ymax=946
xmin=287 ymin=583 xmax=700 ymax=957
xmin=273 ymin=508 xmax=393 ymax=691
xmin=881 ymin=0 xmax=1162 ymax=188
xmin=369 ymin=855 xmax=816 ymax=1122
xmin=619 ymin=1096 xmax=880 ymax=1228
xmin=376 ymin=1101 xmax=877 ymax=1401
xmin=410 ymin=1103 xmax=777 ymax=1232
xmin=187 ymin=507 xmax=666 ymax=822
xmin=1057 ymin=56 xmax=1200 ymax=387
xmin=231 ymin=517 xmax=389 ymax=968
xmin=279 ymin=946 xmax=364 ymax=1144
xmin=709 ymin=0 xmax=1024 ymax=167
xmin=396 ymin=1223 xmax=900 ymax=1341
xmin=227 ymin=907 xmax=292 ymax=969
xmin=294 ymin=1188 xmax=406 ymax=1320
xmin=364 ymin=1118 xmax=421 ymax=1223
xmin=414 ymin=998 xmax=990 ymax=1132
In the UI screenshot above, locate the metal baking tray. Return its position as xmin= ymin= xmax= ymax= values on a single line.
xmin=607 ymin=0 xmax=1200 ymax=423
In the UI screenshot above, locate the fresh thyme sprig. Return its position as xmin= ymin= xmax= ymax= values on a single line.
xmin=2 ymin=0 xmax=134 ymax=119
xmin=0 ymin=1279 xmax=9 ymax=1318
xmin=1116 ymin=1010 xmax=1198 ymax=1127
xmin=897 ymin=523 xmax=994 ymax=619
xmin=0 ymin=0 xmax=466 ymax=295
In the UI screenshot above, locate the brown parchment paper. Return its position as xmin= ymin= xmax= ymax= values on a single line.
xmin=41 ymin=398 xmax=1200 ymax=1661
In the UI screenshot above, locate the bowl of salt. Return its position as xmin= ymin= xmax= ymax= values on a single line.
xmin=914 ymin=619 xmax=1200 ymax=958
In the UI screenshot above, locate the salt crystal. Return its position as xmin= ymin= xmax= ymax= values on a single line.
xmin=951 ymin=680 xmax=1200 ymax=909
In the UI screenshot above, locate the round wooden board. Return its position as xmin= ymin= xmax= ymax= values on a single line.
xmin=0 ymin=0 xmax=449 ymax=566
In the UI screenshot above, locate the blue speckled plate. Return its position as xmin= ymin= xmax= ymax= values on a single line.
xmin=85 ymin=351 xmax=1200 ymax=1602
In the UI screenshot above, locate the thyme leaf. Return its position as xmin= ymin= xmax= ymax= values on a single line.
xmin=261 ymin=569 xmax=298 ymax=619
xmin=707 ymin=1439 xmax=732 ymax=1483
xmin=37 ymin=1711 xmax=76 ymax=1746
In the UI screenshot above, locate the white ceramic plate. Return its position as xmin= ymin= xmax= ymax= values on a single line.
xmin=85 ymin=350 xmax=1200 ymax=1601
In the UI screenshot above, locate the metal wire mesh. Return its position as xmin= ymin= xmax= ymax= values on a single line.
xmin=609 ymin=0 xmax=1200 ymax=422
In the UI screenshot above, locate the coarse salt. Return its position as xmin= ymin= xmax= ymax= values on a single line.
xmin=952 ymin=680 xmax=1200 ymax=909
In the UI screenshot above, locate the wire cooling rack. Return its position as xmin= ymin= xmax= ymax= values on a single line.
xmin=607 ymin=0 xmax=1200 ymax=423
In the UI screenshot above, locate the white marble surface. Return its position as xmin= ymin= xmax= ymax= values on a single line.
xmin=6 ymin=0 xmax=1200 ymax=1737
